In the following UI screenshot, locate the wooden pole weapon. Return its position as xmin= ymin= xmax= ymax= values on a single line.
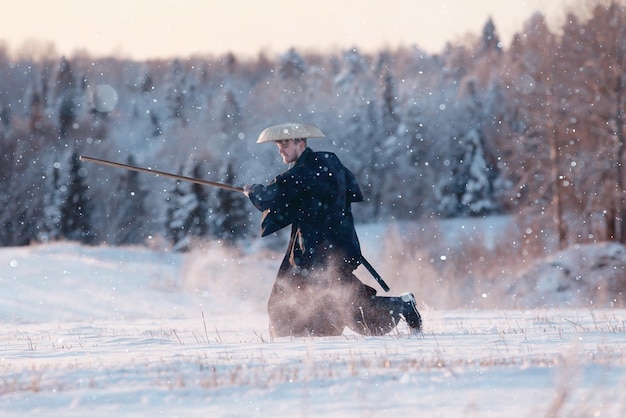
xmin=79 ymin=155 xmax=244 ymax=193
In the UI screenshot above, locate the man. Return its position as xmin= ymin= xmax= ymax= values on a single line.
xmin=244 ymin=122 xmax=422 ymax=338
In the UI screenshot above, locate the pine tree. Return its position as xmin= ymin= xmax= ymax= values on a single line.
xmin=378 ymin=68 xmax=403 ymax=218
xmin=278 ymin=48 xmax=306 ymax=80
xmin=112 ymin=155 xmax=150 ymax=245
xmin=55 ymin=57 xmax=76 ymax=139
xmin=164 ymin=162 xmax=209 ymax=251
xmin=164 ymin=59 xmax=189 ymax=126
xmin=220 ymin=87 xmax=241 ymax=135
xmin=437 ymin=129 xmax=498 ymax=217
xmin=480 ymin=17 xmax=502 ymax=54
xmin=37 ymin=162 xmax=64 ymax=242
xmin=212 ymin=162 xmax=249 ymax=243
xmin=59 ymin=151 xmax=94 ymax=243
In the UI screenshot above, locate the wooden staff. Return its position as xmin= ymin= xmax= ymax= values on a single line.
xmin=79 ymin=155 xmax=244 ymax=193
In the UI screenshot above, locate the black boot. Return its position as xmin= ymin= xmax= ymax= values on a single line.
xmin=399 ymin=293 xmax=422 ymax=332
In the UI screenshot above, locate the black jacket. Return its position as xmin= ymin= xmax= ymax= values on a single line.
xmin=248 ymin=147 xmax=363 ymax=273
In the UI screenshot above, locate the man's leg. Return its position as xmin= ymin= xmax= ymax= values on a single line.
xmin=268 ymin=275 xmax=345 ymax=338
xmin=350 ymin=295 xmax=403 ymax=336
xmin=340 ymin=274 xmax=422 ymax=336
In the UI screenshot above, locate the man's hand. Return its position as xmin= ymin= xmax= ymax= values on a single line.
xmin=243 ymin=184 xmax=252 ymax=197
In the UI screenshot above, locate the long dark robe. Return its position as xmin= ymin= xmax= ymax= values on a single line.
xmin=248 ymin=147 xmax=402 ymax=337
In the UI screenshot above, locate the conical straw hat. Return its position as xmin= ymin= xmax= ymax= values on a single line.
xmin=256 ymin=122 xmax=325 ymax=143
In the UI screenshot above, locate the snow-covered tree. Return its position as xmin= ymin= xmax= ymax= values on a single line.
xmin=220 ymin=87 xmax=242 ymax=136
xmin=54 ymin=57 xmax=78 ymax=139
xmin=278 ymin=48 xmax=307 ymax=80
xmin=164 ymin=59 xmax=193 ymax=128
xmin=164 ymin=161 xmax=210 ymax=251
xmin=0 ymin=142 xmax=43 ymax=245
xmin=376 ymin=68 xmax=404 ymax=218
xmin=437 ymin=129 xmax=498 ymax=217
xmin=480 ymin=17 xmax=502 ymax=54
xmin=109 ymin=155 xmax=150 ymax=245
xmin=37 ymin=162 xmax=65 ymax=243
xmin=59 ymin=151 xmax=94 ymax=243
xmin=211 ymin=162 xmax=250 ymax=243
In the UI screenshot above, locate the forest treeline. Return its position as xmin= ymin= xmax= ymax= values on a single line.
xmin=0 ymin=0 xmax=625 ymax=251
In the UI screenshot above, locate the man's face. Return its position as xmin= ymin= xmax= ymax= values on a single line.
xmin=275 ymin=139 xmax=305 ymax=164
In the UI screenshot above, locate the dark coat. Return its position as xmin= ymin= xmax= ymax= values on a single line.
xmin=248 ymin=147 xmax=364 ymax=274
xmin=248 ymin=147 xmax=404 ymax=337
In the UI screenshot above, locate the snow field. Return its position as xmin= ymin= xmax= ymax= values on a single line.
xmin=1 ymin=222 xmax=626 ymax=417
xmin=1 ymin=308 xmax=625 ymax=416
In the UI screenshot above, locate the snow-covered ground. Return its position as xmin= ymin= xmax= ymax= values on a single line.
xmin=1 ymin=223 xmax=626 ymax=417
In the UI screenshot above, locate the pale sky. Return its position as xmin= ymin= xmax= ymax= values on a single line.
xmin=1 ymin=0 xmax=575 ymax=60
